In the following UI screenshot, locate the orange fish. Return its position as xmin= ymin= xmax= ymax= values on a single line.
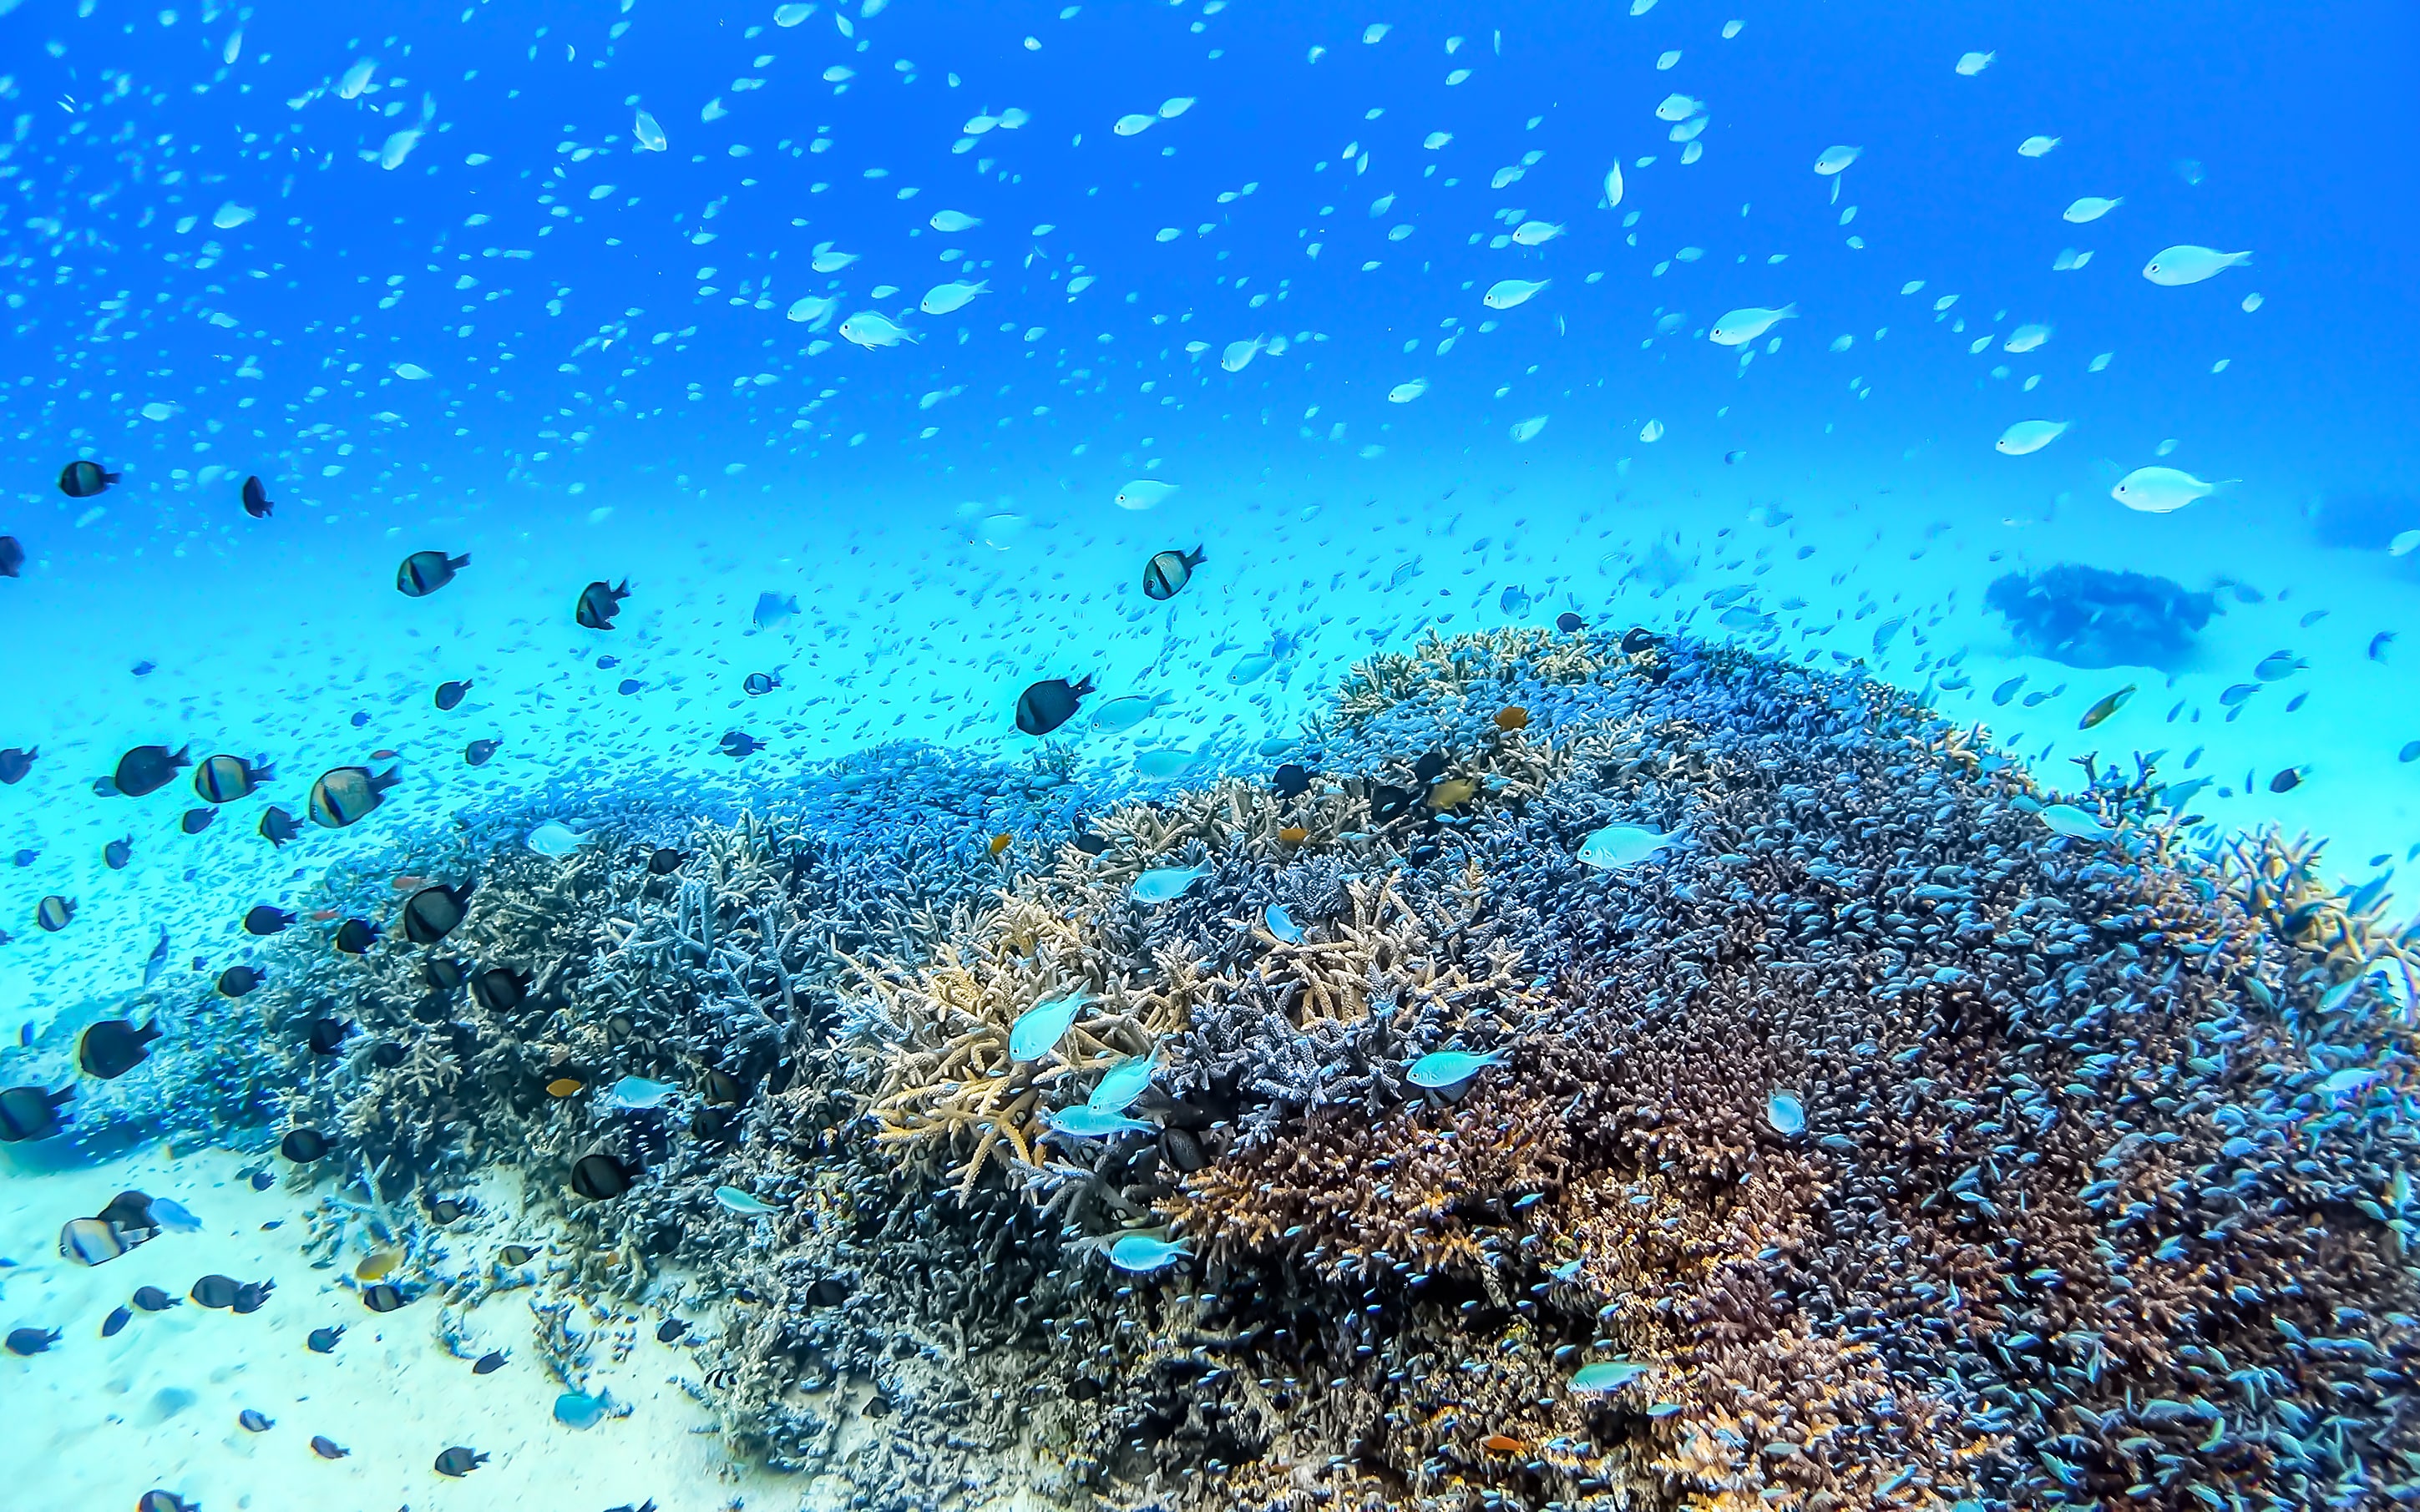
xmin=545 ymin=1077 xmax=584 ymax=1098
xmin=1481 ymin=1434 xmax=1529 ymax=1455
xmin=1277 ymin=826 xmax=1309 ymax=846
xmin=988 ymin=832 xmax=1012 ymax=857
xmin=311 ymin=908 xmax=342 ymax=921
xmin=1494 ymin=705 xmax=1531 ymax=731
xmin=370 ymin=749 xmax=398 ymax=760
xmin=392 ymin=875 xmax=431 ymax=892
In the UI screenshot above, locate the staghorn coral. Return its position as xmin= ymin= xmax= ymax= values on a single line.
xmin=43 ymin=630 xmax=2420 ymax=1512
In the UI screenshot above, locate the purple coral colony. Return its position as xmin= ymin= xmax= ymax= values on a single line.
xmin=13 ymin=625 xmax=2420 ymax=1512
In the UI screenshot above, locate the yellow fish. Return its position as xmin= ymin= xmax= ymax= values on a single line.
xmin=2078 ymin=684 xmax=2136 ymax=731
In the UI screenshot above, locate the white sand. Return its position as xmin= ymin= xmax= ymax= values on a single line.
xmin=0 ymin=1141 xmax=818 ymax=1512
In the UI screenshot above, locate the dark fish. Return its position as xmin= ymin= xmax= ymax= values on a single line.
xmin=280 ymin=1128 xmax=329 ymax=1162
xmin=1369 ymin=784 xmax=1414 ymax=822
xmin=1272 ymin=763 xmax=1311 ymax=799
xmin=2270 ymin=766 xmax=2304 ymax=794
xmin=2078 ymin=684 xmax=2136 ymax=731
xmin=702 ymin=1068 xmax=747 ymax=1105
xmin=570 ymin=1152 xmax=632 ymax=1200
xmin=465 ymin=738 xmax=502 ymax=766
xmin=240 ymin=473 xmax=273 ymax=518
xmin=617 ymin=678 xmax=645 ymax=696
xmin=575 ymin=578 xmax=630 ymax=630
xmin=472 ymin=966 xmax=530 ymax=1014
xmin=0 ymin=534 xmax=22 ymax=577
xmin=0 ymin=1084 xmax=71 ymax=1140
xmin=402 ymin=882 xmax=472 ymax=944
xmin=306 ymin=1325 xmax=345 ymax=1353
xmin=34 ymin=895 xmax=73 ymax=932
xmin=6 ymin=1325 xmax=61 ymax=1355
xmin=361 ymin=1283 xmax=408 ymax=1312
xmin=308 ymin=1435 xmax=349 ymax=1459
xmin=138 ymin=1494 xmax=195 ymax=1512
xmin=180 ymin=807 xmax=217 ymax=835
xmin=133 ymin=1285 xmax=179 ymax=1312
xmin=258 ymin=807 xmax=301 ymax=847
xmin=656 ymin=1318 xmax=687 ymax=1343
xmin=1619 ymin=627 xmax=1658 ymax=654
xmin=239 ymin=1408 xmax=274 ymax=1431
xmin=473 ymin=1350 xmax=507 ymax=1373
xmin=2372 ymin=632 xmax=2397 ymax=661
xmin=191 ymin=1275 xmax=240 ymax=1308
xmin=217 ymin=965 xmax=262 ymax=998
xmin=79 ymin=1019 xmax=161 ymax=1079
xmin=606 ymin=1502 xmax=661 ymax=1512
xmin=0 ymin=746 xmax=33 ymax=783
xmin=332 ymin=918 xmax=378 ymax=955
xmin=498 ymin=1245 xmax=535 ymax=1266
xmin=742 ymin=671 xmax=780 ymax=696
xmin=595 ymin=655 xmax=619 ymax=668
xmin=247 ymin=1170 xmax=275 ymax=1191
xmin=368 ymin=1042 xmax=405 ymax=1069
xmin=1015 ymin=675 xmax=1096 ymax=736
xmin=131 ymin=660 xmax=157 ymax=677
xmin=1072 ymin=830 xmax=1109 ymax=857
xmin=1411 ymin=751 xmax=1448 ymax=783
xmin=98 ymin=1191 xmax=158 ymax=1232
xmin=307 ymin=765 xmax=400 ymax=828
xmin=58 ymin=459 xmax=119 ymax=498
xmin=242 ymin=905 xmax=294 ymax=937
xmin=1142 ymin=544 xmax=1207 ymax=600
xmin=646 ymin=847 xmax=687 ymax=876
xmin=433 ymin=1448 xmax=489 ymax=1477
xmin=306 ymin=1018 xmax=350 ymax=1054
xmin=101 ymin=1306 xmax=132 ymax=1338
xmin=1555 ymin=612 xmax=1584 ymax=633
xmin=104 ymin=835 xmax=132 ymax=868
xmin=114 ymin=744 xmax=191 ymax=797
xmin=397 ymin=549 xmax=470 ymax=597
xmin=194 ymin=754 xmax=272 ymax=803
xmin=231 ymin=1279 xmax=272 ymax=1314
xmin=718 ymin=730 xmax=763 ymax=758
xmin=10 ymin=848 xmax=33 ymax=867
xmin=434 ymin=679 xmax=473 ymax=710
xmin=426 ymin=1196 xmax=469 ymax=1223
xmin=349 ymin=712 xmax=368 ymax=728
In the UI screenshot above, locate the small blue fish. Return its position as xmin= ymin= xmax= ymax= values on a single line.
xmin=1765 ymin=1090 xmax=1806 ymax=1137
xmin=1086 ymin=1054 xmax=1157 ymax=1115
xmin=1263 ymin=903 xmax=1305 ymax=944
xmin=1499 ymin=584 xmax=1532 ymax=615
xmin=605 ymin=1076 xmax=677 ymax=1110
xmin=1048 ymin=1105 xmax=1154 ymax=1139
xmin=2370 ymin=632 xmax=2397 ymax=662
xmin=713 ymin=1186 xmax=779 ymax=1216
xmin=554 ymin=1389 xmax=610 ymax=1429
xmin=1106 ymin=1233 xmax=1190 ymax=1272
xmin=752 ymin=591 xmax=797 ymax=630
xmin=1406 ymin=1049 xmax=1510 ymax=1089
xmin=1718 ymin=605 xmax=1770 ymax=632
xmin=1570 ymin=1360 xmax=1649 ymax=1393
xmin=149 ymin=1198 xmax=201 ymax=1233
xmin=1132 ymin=864 xmax=1209 ymax=903
xmin=1992 ymin=675 xmax=2025 ymax=706
xmin=1009 ymin=992 xmax=1091 ymax=1060
xmin=1576 ymin=824 xmax=1676 ymax=871
xmin=2038 ymin=804 xmax=2113 ymax=842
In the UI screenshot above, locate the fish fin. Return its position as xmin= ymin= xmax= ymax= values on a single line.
xmin=450 ymin=552 xmax=471 ymax=569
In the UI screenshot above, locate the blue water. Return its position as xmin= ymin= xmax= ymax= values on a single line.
xmin=3 ymin=0 xmax=2416 ymax=997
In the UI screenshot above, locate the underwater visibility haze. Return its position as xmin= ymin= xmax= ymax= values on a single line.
xmin=3 ymin=1 xmax=2420 ymax=1509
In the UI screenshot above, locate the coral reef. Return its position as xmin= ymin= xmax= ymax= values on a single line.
xmin=19 ymin=631 xmax=2420 ymax=1512
xmin=1986 ymin=564 xmax=2218 ymax=669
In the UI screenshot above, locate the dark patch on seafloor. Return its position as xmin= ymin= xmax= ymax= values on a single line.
xmin=1986 ymin=564 xmax=2218 ymax=670
xmin=14 ymin=629 xmax=2420 ymax=1512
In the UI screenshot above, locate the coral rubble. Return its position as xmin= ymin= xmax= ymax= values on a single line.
xmin=20 ymin=631 xmax=2420 ymax=1512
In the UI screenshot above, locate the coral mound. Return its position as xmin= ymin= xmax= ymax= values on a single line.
xmin=1986 ymin=564 xmax=2217 ymax=668
xmin=33 ymin=632 xmax=2420 ymax=1512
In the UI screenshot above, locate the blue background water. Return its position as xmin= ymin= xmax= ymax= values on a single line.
xmin=3 ymin=0 xmax=2417 ymax=1016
